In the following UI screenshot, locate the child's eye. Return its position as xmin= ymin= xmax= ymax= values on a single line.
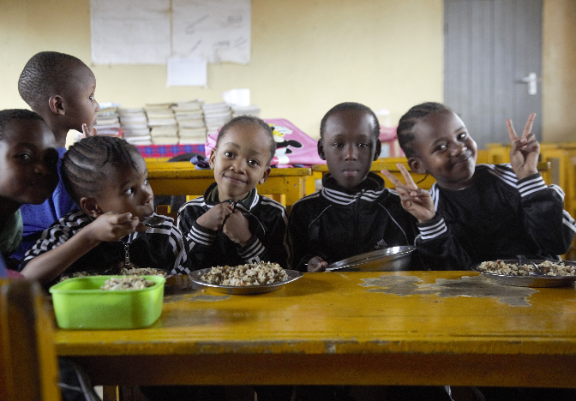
xmin=248 ymin=159 xmax=260 ymax=167
xmin=332 ymin=142 xmax=343 ymax=148
xmin=89 ymin=94 xmax=95 ymax=101
xmin=436 ymin=144 xmax=448 ymax=152
xmin=124 ymin=187 xmax=135 ymax=195
xmin=223 ymin=151 xmax=234 ymax=158
xmin=16 ymin=153 xmax=32 ymax=162
xmin=358 ymin=143 xmax=369 ymax=148
xmin=458 ymin=132 xmax=468 ymax=140
xmin=143 ymin=178 xmax=149 ymax=186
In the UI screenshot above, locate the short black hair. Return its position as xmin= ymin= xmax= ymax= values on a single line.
xmin=0 ymin=109 xmax=45 ymax=140
xmin=216 ymin=116 xmax=276 ymax=164
xmin=319 ymin=102 xmax=380 ymax=139
xmin=62 ymin=136 xmax=141 ymax=202
xmin=18 ymin=51 xmax=88 ymax=111
xmin=396 ymin=102 xmax=452 ymax=158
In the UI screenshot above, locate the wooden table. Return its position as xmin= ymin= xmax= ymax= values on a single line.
xmin=54 ymin=271 xmax=576 ymax=388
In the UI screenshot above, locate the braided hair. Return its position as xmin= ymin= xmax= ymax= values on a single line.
xmin=0 ymin=109 xmax=45 ymax=140
xmin=319 ymin=102 xmax=380 ymax=139
xmin=18 ymin=51 xmax=87 ymax=111
xmin=396 ymin=102 xmax=451 ymax=158
xmin=62 ymin=136 xmax=140 ymax=202
xmin=217 ymin=115 xmax=276 ymax=164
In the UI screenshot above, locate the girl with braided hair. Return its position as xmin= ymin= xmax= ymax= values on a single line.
xmin=20 ymin=135 xmax=188 ymax=285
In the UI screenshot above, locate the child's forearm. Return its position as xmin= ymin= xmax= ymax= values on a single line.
xmin=20 ymin=229 xmax=101 ymax=284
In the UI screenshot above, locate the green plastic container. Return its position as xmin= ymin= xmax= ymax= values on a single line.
xmin=49 ymin=275 xmax=165 ymax=330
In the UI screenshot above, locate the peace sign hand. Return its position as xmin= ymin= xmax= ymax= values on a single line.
xmin=507 ymin=113 xmax=539 ymax=180
xmin=381 ymin=164 xmax=436 ymax=223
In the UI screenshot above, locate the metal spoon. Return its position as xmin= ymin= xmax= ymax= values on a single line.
xmin=141 ymin=215 xmax=166 ymax=227
xmin=517 ymin=255 xmax=544 ymax=275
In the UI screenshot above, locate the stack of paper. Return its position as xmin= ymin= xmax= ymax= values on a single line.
xmin=173 ymin=100 xmax=207 ymax=145
xmin=231 ymin=105 xmax=261 ymax=118
xmin=119 ymin=108 xmax=151 ymax=145
xmin=145 ymin=103 xmax=179 ymax=145
xmin=202 ymin=102 xmax=232 ymax=137
xmin=95 ymin=106 xmax=121 ymax=137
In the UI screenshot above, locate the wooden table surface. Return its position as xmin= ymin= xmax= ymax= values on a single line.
xmin=54 ymin=271 xmax=576 ymax=388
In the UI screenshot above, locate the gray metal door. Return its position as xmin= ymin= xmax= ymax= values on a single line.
xmin=444 ymin=0 xmax=542 ymax=149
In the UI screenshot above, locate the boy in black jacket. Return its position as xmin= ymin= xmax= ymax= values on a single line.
xmin=289 ymin=102 xmax=422 ymax=273
xmin=178 ymin=116 xmax=289 ymax=271
xmin=386 ymin=102 xmax=576 ymax=271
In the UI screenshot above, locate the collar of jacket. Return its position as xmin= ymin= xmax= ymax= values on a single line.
xmin=203 ymin=182 xmax=260 ymax=211
xmin=320 ymin=172 xmax=386 ymax=206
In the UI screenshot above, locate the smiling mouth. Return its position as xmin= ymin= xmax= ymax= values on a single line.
xmin=224 ymin=175 xmax=246 ymax=185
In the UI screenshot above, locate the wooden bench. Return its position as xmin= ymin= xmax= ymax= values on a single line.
xmin=0 ymin=279 xmax=61 ymax=401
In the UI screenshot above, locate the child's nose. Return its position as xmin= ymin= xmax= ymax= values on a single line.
xmin=451 ymin=142 xmax=467 ymax=156
xmin=344 ymin=144 xmax=358 ymax=161
xmin=142 ymin=186 xmax=154 ymax=204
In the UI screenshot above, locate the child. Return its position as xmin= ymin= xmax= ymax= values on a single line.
xmin=0 ymin=109 xmax=59 ymax=274
xmin=288 ymin=102 xmax=422 ymax=272
xmin=388 ymin=102 xmax=576 ymax=270
xmin=13 ymin=51 xmax=100 ymax=262
xmin=20 ymin=135 xmax=188 ymax=285
xmin=178 ymin=115 xmax=290 ymax=270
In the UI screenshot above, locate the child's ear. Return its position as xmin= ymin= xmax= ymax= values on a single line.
xmin=373 ymin=139 xmax=382 ymax=161
xmin=408 ymin=157 xmax=427 ymax=174
xmin=317 ymin=139 xmax=326 ymax=160
xmin=48 ymin=95 xmax=65 ymax=116
xmin=79 ymin=197 xmax=103 ymax=218
xmin=258 ymin=166 xmax=271 ymax=185
xmin=208 ymin=148 xmax=217 ymax=169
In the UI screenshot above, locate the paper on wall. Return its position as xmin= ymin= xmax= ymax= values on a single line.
xmin=166 ymin=57 xmax=207 ymax=87
xmin=172 ymin=0 xmax=251 ymax=64
xmin=90 ymin=0 xmax=171 ymax=64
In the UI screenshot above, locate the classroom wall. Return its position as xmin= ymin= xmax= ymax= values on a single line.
xmin=542 ymin=0 xmax=576 ymax=143
xmin=0 ymin=0 xmax=574 ymax=143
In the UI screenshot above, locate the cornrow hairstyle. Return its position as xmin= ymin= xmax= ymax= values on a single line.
xmin=18 ymin=51 xmax=87 ymax=111
xmin=396 ymin=102 xmax=451 ymax=158
xmin=319 ymin=102 xmax=380 ymax=140
xmin=0 ymin=109 xmax=45 ymax=140
xmin=62 ymin=136 xmax=141 ymax=202
xmin=216 ymin=115 xmax=276 ymax=164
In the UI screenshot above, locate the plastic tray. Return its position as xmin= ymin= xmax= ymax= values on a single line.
xmin=49 ymin=275 xmax=165 ymax=329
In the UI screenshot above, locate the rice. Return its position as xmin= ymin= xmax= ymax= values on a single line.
xmin=200 ymin=262 xmax=288 ymax=286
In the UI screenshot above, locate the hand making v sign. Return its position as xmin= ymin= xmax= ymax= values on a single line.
xmin=381 ymin=164 xmax=436 ymax=223
xmin=507 ymin=113 xmax=539 ymax=181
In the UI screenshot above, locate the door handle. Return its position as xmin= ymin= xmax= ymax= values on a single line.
xmin=518 ymin=72 xmax=540 ymax=95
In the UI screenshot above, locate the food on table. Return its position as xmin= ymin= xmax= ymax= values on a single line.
xmin=477 ymin=260 xmax=576 ymax=276
xmin=200 ymin=262 xmax=289 ymax=286
xmin=101 ymin=275 xmax=156 ymax=290
xmin=59 ymin=267 xmax=167 ymax=282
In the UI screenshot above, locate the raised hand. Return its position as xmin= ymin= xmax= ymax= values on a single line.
xmin=82 ymin=123 xmax=98 ymax=137
xmin=307 ymin=256 xmax=328 ymax=273
xmin=381 ymin=164 xmax=436 ymax=223
xmin=196 ymin=203 xmax=234 ymax=231
xmin=88 ymin=212 xmax=139 ymax=242
xmin=507 ymin=113 xmax=539 ymax=180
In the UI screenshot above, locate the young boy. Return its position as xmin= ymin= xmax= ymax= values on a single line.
xmin=388 ymin=102 xmax=576 ymax=270
xmin=0 ymin=109 xmax=59 ymax=274
xmin=178 ymin=115 xmax=289 ymax=270
xmin=12 ymin=51 xmax=100 ymax=262
xmin=288 ymin=102 xmax=421 ymax=272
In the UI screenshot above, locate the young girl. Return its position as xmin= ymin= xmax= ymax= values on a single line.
xmin=384 ymin=102 xmax=576 ymax=270
xmin=20 ymin=135 xmax=188 ymax=285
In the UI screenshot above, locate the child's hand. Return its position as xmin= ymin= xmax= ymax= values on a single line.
xmin=382 ymin=164 xmax=436 ymax=223
xmin=307 ymin=256 xmax=328 ymax=272
xmin=196 ymin=203 xmax=234 ymax=231
xmin=222 ymin=211 xmax=252 ymax=246
xmin=87 ymin=212 xmax=139 ymax=242
xmin=82 ymin=123 xmax=98 ymax=137
xmin=507 ymin=113 xmax=539 ymax=180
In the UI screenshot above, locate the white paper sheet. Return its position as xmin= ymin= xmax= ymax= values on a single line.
xmin=91 ymin=0 xmax=171 ymax=65
xmin=166 ymin=57 xmax=207 ymax=87
xmin=172 ymin=0 xmax=251 ymax=64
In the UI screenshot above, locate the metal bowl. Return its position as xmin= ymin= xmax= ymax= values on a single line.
xmin=472 ymin=259 xmax=576 ymax=288
xmin=326 ymin=246 xmax=416 ymax=272
xmin=188 ymin=268 xmax=303 ymax=295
